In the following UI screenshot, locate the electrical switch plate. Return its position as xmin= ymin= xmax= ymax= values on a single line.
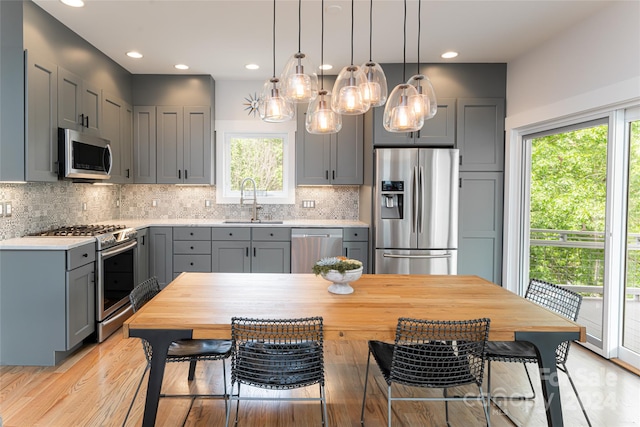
xmin=302 ymin=200 xmax=315 ymax=208
xmin=0 ymin=203 xmax=4 ymax=217
xmin=152 ymin=200 xmax=158 ymax=207
xmin=205 ymin=199 xmax=212 ymax=207
xmin=82 ymin=202 xmax=87 ymax=211
xmin=4 ymin=202 xmax=12 ymax=217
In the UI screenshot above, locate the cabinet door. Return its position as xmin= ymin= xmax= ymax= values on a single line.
xmin=183 ymin=106 xmax=212 ymax=184
xmin=134 ymin=106 xmax=157 ymax=183
xmin=457 ymin=98 xmax=505 ymax=172
xmin=212 ymin=241 xmax=251 ymax=272
xmin=414 ymin=98 xmax=456 ymax=146
xmin=25 ymin=52 xmax=58 ymax=182
xmin=296 ymin=107 xmax=332 ymax=185
xmin=149 ymin=227 xmax=173 ymax=288
xmin=82 ymin=81 xmax=101 ymax=136
xmin=458 ymin=172 xmax=503 ymax=284
xmin=343 ymin=241 xmax=368 ymax=273
xmin=137 ymin=228 xmax=150 ymax=285
xmin=66 ymin=262 xmax=95 ymax=349
xmin=331 ymin=114 xmax=364 ymax=184
xmin=156 ymin=106 xmax=184 ymax=184
xmin=252 ymin=242 xmax=291 ymax=273
xmin=58 ymin=67 xmax=82 ymax=131
xmin=121 ymin=103 xmax=134 ymax=183
xmin=102 ymin=92 xmax=125 ymax=183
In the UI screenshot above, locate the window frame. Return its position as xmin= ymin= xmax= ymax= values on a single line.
xmin=215 ymin=120 xmax=296 ymax=204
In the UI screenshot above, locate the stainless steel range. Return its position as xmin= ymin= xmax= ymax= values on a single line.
xmin=32 ymin=224 xmax=138 ymax=342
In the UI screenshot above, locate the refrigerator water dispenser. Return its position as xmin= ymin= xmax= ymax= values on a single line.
xmin=380 ymin=181 xmax=404 ymax=219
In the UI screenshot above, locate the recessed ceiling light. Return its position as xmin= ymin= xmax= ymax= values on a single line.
xmin=319 ymin=64 xmax=333 ymax=71
xmin=441 ymin=51 xmax=459 ymax=59
xmin=245 ymin=64 xmax=260 ymax=70
xmin=126 ymin=51 xmax=143 ymax=59
xmin=60 ymin=0 xmax=84 ymax=7
xmin=174 ymin=64 xmax=190 ymax=70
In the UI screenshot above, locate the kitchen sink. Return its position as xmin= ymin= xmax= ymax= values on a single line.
xmin=223 ymin=220 xmax=284 ymax=224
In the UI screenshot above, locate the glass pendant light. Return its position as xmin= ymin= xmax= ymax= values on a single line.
xmin=281 ymin=0 xmax=317 ymax=103
xmin=259 ymin=0 xmax=294 ymax=122
xmin=359 ymin=0 xmax=388 ymax=107
xmin=331 ymin=0 xmax=370 ymax=115
xmin=306 ymin=0 xmax=341 ymax=134
xmin=407 ymin=0 xmax=437 ymax=120
xmin=383 ymin=0 xmax=422 ymax=132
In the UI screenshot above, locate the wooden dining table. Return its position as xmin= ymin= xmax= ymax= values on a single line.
xmin=123 ymin=273 xmax=586 ymax=427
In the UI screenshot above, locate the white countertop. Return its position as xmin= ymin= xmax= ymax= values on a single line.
xmin=0 ymin=219 xmax=369 ymax=250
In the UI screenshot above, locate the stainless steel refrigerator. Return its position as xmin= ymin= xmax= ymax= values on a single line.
xmin=374 ymin=148 xmax=459 ymax=274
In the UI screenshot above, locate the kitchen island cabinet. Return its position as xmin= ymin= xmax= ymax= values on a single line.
xmin=0 ymin=242 xmax=96 ymax=366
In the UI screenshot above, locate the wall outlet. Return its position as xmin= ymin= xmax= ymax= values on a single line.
xmin=0 ymin=203 xmax=4 ymax=217
xmin=4 ymin=202 xmax=12 ymax=217
xmin=152 ymin=199 xmax=158 ymax=207
xmin=302 ymin=200 xmax=316 ymax=208
xmin=82 ymin=202 xmax=87 ymax=211
xmin=205 ymin=199 xmax=212 ymax=207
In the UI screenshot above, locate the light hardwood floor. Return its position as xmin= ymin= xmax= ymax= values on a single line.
xmin=1 ymin=331 xmax=638 ymax=426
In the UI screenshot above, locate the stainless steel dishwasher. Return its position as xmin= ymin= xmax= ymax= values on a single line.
xmin=291 ymin=228 xmax=343 ymax=274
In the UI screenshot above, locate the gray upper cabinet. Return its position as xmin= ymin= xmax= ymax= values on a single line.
xmin=25 ymin=51 xmax=58 ymax=182
xmin=296 ymin=107 xmax=363 ymax=185
xmin=457 ymin=98 xmax=505 ymax=172
xmin=57 ymin=67 xmax=101 ymax=136
xmin=102 ymin=91 xmax=133 ymax=183
xmin=133 ymin=106 xmax=157 ymax=184
xmin=372 ymin=98 xmax=456 ymax=147
xmin=155 ymin=106 xmax=212 ymax=184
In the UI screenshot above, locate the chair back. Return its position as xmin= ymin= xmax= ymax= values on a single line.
xmin=129 ymin=276 xmax=161 ymax=312
xmin=526 ymin=279 xmax=582 ymax=363
xmin=230 ymin=317 xmax=324 ymax=390
xmin=390 ymin=318 xmax=490 ymax=388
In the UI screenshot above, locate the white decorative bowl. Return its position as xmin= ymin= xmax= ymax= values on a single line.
xmin=321 ymin=267 xmax=363 ymax=294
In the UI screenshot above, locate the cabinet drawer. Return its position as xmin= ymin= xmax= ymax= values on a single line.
xmin=173 ymin=254 xmax=211 ymax=272
xmin=67 ymin=244 xmax=96 ymax=270
xmin=173 ymin=227 xmax=211 ymax=241
xmin=174 ymin=240 xmax=211 ymax=255
xmin=252 ymin=227 xmax=291 ymax=242
xmin=343 ymin=228 xmax=368 ymax=242
xmin=212 ymin=227 xmax=251 ymax=241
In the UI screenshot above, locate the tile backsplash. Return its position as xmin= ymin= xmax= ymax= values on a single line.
xmin=0 ymin=182 xmax=360 ymax=240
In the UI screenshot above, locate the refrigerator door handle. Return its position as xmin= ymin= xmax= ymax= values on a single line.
xmin=412 ymin=166 xmax=419 ymax=234
xmin=382 ymin=253 xmax=453 ymax=259
xmin=418 ymin=165 xmax=424 ymax=234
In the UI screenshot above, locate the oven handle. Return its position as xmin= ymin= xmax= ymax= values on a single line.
xmin=101 ymin=239 xmax=137 ymax=258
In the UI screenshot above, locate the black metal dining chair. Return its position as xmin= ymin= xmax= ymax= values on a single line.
xmin=123 ymin=276 xmax=232 ymax=426
xmin=360 ymin=317 xmax=491 ymax=427
xmin=225 ymin=316 xmax=327 ymax=427
xmin=485 ymin=278 xmax=591 ymax=426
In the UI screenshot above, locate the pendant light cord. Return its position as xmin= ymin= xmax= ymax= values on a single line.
xmin=350 ymin=0 xmax=354 ymax=65
xmin=417 ymin=0 xmax=421 ymax=72
xmin=320 ymin=0 xmax=325 ymax=89
xmin=368 ymin=0 xmax=373 ymax=62
xmin=402 ymin=0 xmax=407 ymax=81
xmin=272 ymin=0 xmax=276 ymax=78
xmin=297 ymin=0 xmax=302 ymax=53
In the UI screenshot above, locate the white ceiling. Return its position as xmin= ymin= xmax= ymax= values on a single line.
xmin=33 ymin=0 xmax=614 ymax=81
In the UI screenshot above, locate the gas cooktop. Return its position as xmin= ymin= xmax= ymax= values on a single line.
xmin=31 ymin=224 xmax=128 ymax=237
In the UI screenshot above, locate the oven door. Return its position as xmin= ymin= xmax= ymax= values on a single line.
xmin=97 ymin=239 xmax=138 ymax=321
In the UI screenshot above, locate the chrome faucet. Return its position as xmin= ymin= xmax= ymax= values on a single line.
xmin=240 ymin=177 xmax=259 ymax=221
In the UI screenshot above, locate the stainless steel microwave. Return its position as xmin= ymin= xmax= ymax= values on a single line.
xmin=58 ymin=128 xmax=112 ymax=180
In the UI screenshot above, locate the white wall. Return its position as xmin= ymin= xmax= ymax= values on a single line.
xmin=214 ymin=80 xmax=266 ymax=122
xmin=502 ymin=1 xmax=640 ymax=292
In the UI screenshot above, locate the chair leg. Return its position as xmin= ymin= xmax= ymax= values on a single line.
xmin=360 ymin=351 xmax=373 ymax=425
xmin=187 ymin=358 xmax=197 ymax=381
xmin=387 ymin=384 xmax=392 ymax=427
xmin=444 ymin=388 xmax=450 ymax=427
xmin=122 ymin=362 xmax=150 ymax=427
xmin=560 ymin=364 xmax=592 ymax=427
xmin=320 ymin=383 xmax=328 ymax=426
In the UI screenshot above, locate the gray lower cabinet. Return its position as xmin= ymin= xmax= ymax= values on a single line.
xmin=342 ymin=228 xmax=369 ymax=273
xmin=136 ymin=228 xmax=149 ymax=285
xmin=173 ymin=227 xmax=212 ymax=276
xmin=458 ymin=172 xmax=503 ymax=285
xmin=296 ymin=106 xmax=364 ymax=185
xmin=0 ymin=243 xmax=96 ymax=366
xmin=212 ymin=227 xmax=291 ymax=273
xmin=149 ymin=227 xmax=173 ymax=288
xmin=24 ymin=51 xmax=58 ymax=182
